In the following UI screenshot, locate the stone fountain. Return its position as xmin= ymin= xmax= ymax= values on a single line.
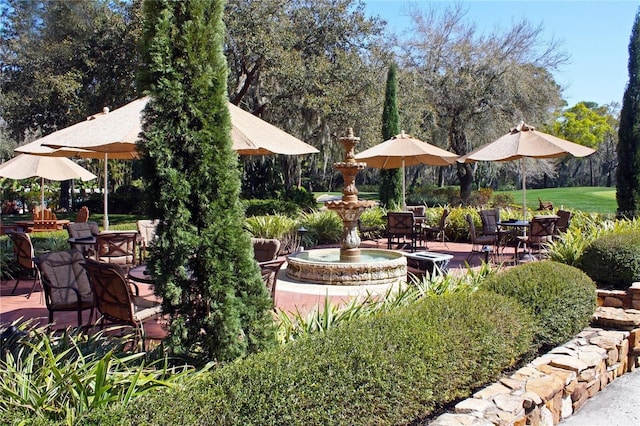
xmin=286 ymin=129 xmax=407 ymax=285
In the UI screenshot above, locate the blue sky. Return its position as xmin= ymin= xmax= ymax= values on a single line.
xmin=363 ymin=0 xmax=639 ymax=108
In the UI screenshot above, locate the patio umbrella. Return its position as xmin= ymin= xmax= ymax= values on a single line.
xmin=16 ymin=97 xmax=317 ymax=228
xmin=457 ymin=121 xmax=596 ymax=221
xmin=0 ymin=154 xmax=96 ymax=211
xmin=354 ymin=131 xmax=458 ymax=209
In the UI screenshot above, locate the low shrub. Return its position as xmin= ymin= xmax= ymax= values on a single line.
xmin=0 ymin=322 xmax=205 ymax=425
xmin=579 ymin=230 xmax=640 ymax=289
xmin=299 ymin=209 xmax=343 ymax=246
xmin=86 ymin=292 xmax=534 ymax=425
xmin=242 ymin=198 xmax=300 ymax=217
xmin=481 ymin=261 xmax=596 ymax=352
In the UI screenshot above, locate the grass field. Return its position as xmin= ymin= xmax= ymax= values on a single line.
xmin=496 ymin=187 xmax=616 ymax=214
xmin=314 ymin=187 xmax=617 ymax=214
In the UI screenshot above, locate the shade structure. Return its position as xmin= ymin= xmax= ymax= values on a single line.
xmin=354 ymin=131 xmax=458 ymax=209
xmin=457 ymin=121 xmax=596 ymax=220
xmin=0 ymin=154 xmax=96 ymax=211
xmin=228 ymin=103 xmax=319 ymax=155
xmin=15 ymin=97 xmax=318 ymax=228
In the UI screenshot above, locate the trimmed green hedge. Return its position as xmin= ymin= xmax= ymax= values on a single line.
xmin=481 ymin=261 xmax=597 ymax=352
xmin=579 ymin=230 xmax=640 ymax=289
xmin=85 ymin=292 xmax=534 ymax=425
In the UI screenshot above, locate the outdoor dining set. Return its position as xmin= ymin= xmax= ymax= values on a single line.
xmin=385 ymin=205 xmax=572 ymax=269
xmin=4 ymin=212 xmax=286 ymax=350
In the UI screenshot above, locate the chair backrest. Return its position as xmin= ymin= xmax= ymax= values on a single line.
xmin=555 ymin=210 xmax=572 ymax=233
xmin=406 ymin=205 xmax=426 ymax=217
xmin=67 ymin=221 xmax=100 ymax=239
xmin=96 ymin=232 xmax=137 ymax=267
xmin=529 ymin=215 xmax=558 ymax=242
xmin=252 ymin=238 xmax=281 ymax=262
xmin=33 ymin=206 xmax=57 ymax=221
xmin=137 ymin=219 xmax=159 ymax=248
xmin=438 ymin=209 xmax=450 ymax=229
xmin=465 ymin=214 xmax=479 ymax=242
xmin=480 ymin=208 xmax=500 ymax=235
xmin=9 ymin=232 xmax=35 ymax=270
xmin=82 ymin=259 xmax=136 ymax=325
xmin=35 ymin=249 xmax=93 ymax=307
xmin=75 ymin=206 xmax=89 ymax=223
xmin=387 ymin=212 xmax=415 ymax=234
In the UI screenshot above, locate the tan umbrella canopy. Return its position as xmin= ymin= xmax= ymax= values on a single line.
xmin=228 ymin=103 xmax=319 ymax=155
xmin=458 ymin=121 xmax=596 ymax=220
xmin=16 ymin=97 xmax=318 ymax=228
xmin=0 ymin=154 xmax=96 ymax=211
xmin=354 ymin=131 xmax=458 ymax=209
xmin=20 ymin=97 xmax=318 ymax=156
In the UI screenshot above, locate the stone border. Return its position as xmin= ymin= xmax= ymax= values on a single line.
xmin=597 ymin=282 xmax=640 ymax=309
xmin=429 ymin=307 xmax=640 ymax=426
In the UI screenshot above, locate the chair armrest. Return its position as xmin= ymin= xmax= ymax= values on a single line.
xmin=128 ymin=280 xmax=140 ymax=296
xmin=258 ymin=259 xmax=286 ymax=274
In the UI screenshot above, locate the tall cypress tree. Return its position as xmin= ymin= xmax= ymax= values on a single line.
xmin=137 ymin=0 xmax=275 ymax=361
xmin=617 ymin=9 xmax=640 ymax=218
xmin=379 ymin=64 xmax=403 ymax=208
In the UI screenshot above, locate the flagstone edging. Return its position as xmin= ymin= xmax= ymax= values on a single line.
xmin=429 ymin=306 xmax=640 ymax=426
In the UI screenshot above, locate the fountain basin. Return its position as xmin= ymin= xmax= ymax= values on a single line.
xmin=286 ymin=248 xmax=407 ymax=286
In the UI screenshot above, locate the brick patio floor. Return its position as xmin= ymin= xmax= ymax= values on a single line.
xmin=1 ymin=239 xmax=519 ymax=345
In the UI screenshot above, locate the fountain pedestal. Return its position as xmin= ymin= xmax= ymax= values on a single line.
xmin=286 ymin=128 xmax=407 ymax=285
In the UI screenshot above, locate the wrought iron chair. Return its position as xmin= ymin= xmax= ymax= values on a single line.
xmin=423 ymin=209 xmax=450 ymax=246
xmin=95 ymin=232 xmax=137 ymax=273
xmin=465 ymin=214 xmax=498 ymax=263
xmin=137 ymin=219 xmax=159 ymax=262
xmin=82 ymin=259 xmax=161 ymax=351
xmin=554 ymin=210 xmax=572 ymax=237
xmin=517 ymin=215 xmax=559 ymax=258
xmin=252 ymin=238 xmax=285 ymax=304
xmin=67 ymin=221 xmax=100 ymax=257
xmin=8 ymin=232 xmax=41 ymax=298
xmin=35 ymin=249 xmax=95 ymax=326
xmin=387 ymin=211 xmax=418 ymax=252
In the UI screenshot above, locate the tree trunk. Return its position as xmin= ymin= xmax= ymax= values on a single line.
xmin=457 ymin=162 xmax=473 ymax=202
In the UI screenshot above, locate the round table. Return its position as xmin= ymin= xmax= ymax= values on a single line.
xmin=127 ymin=264 xmax=155 ymax=284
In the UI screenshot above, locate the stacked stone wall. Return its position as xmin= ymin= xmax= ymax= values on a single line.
xmin=430 ymin=306 xmax=640 ymax=426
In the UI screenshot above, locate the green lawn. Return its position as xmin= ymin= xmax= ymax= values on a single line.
xmin=496 ymin=187 xmax=616 ymax=214
xmin=314 ymin=187 xmax=617 ymax=214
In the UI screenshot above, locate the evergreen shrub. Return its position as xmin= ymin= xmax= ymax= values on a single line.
xmin=243 ymin=199 xmax=300 ymax=217
xmin=86 ymin=292 xmax=534 ymax=426
xmin=482 ymin=261 xmax=596 ymax=352
xmin=579 ymin=230 xmax=640 ymax=289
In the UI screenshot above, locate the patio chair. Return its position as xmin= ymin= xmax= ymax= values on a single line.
xmin=387 ymin=211 xmax=418 ymax=252
xmin=75 ymin=206 xmax=89 ymax=223
xmin=34 ymin=249 xmax=95 ymax=326
xmin=82 ymin=259 xmax=161 ymax=351
xmin=554 ymin=210 xmax=572 ymax=237
xmin=465 ymin=214 xmax=497 ymax=263
xmin=137 ymin=219 xmax=159 ymax=262
xmin=95 ymin=232 xmax=137 ymax=273
xmin=8 ymin=232 xmax=42 ymax=298
xmin=252 ymin=238 xmax=285 ymax=304
xmin=423 ymin=209 xmax=449 ymax=246
xmin=67 ymin=221 xmax=100 ymax=257
xmin=480 ymin=208 xmax=511 ymax=252
xmin=517 ymin=215 xmax=558 ymax=258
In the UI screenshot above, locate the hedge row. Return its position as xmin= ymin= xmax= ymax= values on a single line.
xmin=86 ymin=292 xmax=535 ymax=425
xmin=482 ymin=261 xmax=597 ymax=352
xmin=579 ymin=230 xmax=640 ymax=289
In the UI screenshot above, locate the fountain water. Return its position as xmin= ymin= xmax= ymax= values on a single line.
xmin=286 ymin=129 xmax=407 ymax=285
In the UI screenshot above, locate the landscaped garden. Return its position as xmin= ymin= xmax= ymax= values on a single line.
xmin=3 ymin=189 xmax=640 ymax=424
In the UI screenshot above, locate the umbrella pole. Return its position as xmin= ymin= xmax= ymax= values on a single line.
xmin=402 ymin=158 xmax=406 ymax=211
xmin=103 ymin=153 xmax=109 ymax=230
xmin=522 ymin=158 xmax=527 ymax=223
xmin=41 ymin=177 xmax=45 ymax=211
